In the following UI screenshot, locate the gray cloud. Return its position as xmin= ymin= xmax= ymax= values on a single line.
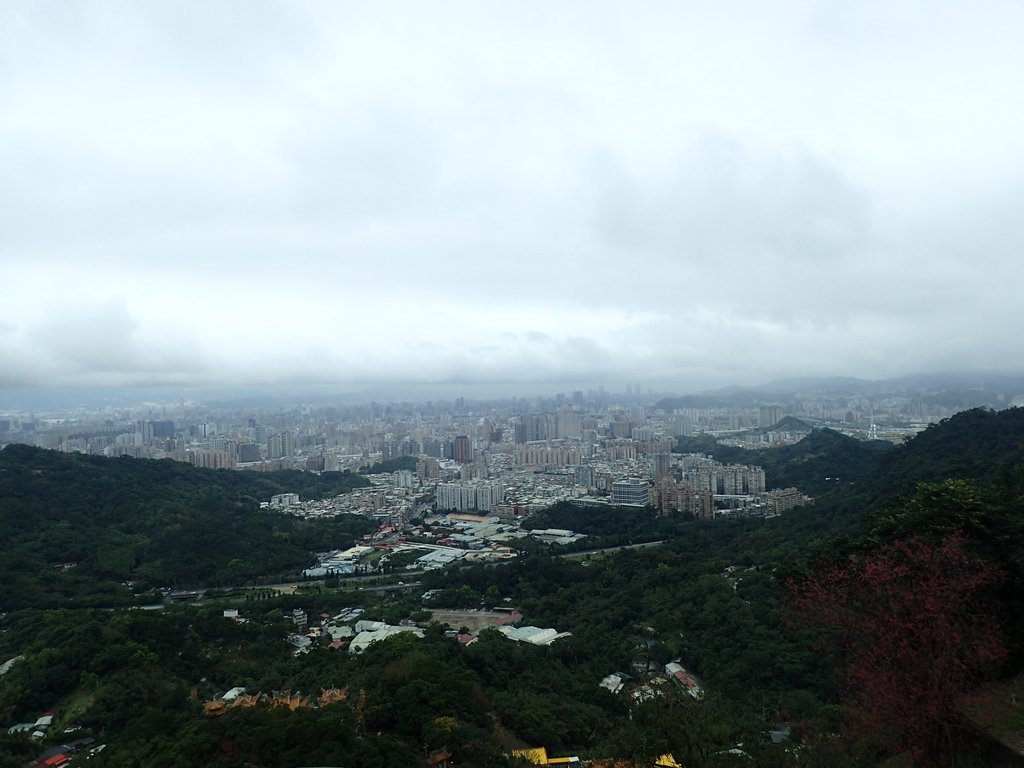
xmin=2 ymin=1 xmax=1024 ymax=393
xmin=0 ymin=299 xmax=208 ymax=388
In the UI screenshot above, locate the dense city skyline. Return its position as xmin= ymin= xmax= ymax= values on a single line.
xmin=3 ymin=2 xmax=1024 ymax=392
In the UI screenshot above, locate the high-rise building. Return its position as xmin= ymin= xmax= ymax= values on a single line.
xmin=436 ymin=481 xmax=506 ymax=512
xmin=552 ymin=410 xmax=581 ymax=439
xmin=673 ymin=418 xmax=693 ymax=437
xmin=150 ymin=420 xmax=175 ymax=438
xmin=453 ymin=435 xmax=472 ymax=463
xmin=236 ymin=443 xmax=260 ymax=463
xmin=516 ymin=414 xmax=547 ymax=443
xmin=652 ymin=476 xmax=694 ymax=517
xmin=416 ymin=457 xmax=440 ymax=482
xmin=475 ymin=482 xmax=505 ymax=512
xmin=393 ymin=470 xmax=415 ymax=489
xmin=574 ymin=464 xmax=596 ymax=488
xmin=189 ymin=450 xmax=236 ymax=470
xmin=605 ymin=440 xmax=638 ymax=461
xmin=759 ymin=405 xmax=784 ymax=428
xmin=632 ymin=426 xmax=656 ymax=442
xmin=686 ymin=464 xmax=765 ymax=495
xmin=436 ymin=483 xmax=478 ymax=512
xmin=515 ymin=444 xmax=583 ymax=467
xmin=651 ymin=452 xmax=672 ymax=479
xmin=611 ymin=420 xmax=633 ymax=439
xmin=267 ymin=431 xmax=295 ymax=460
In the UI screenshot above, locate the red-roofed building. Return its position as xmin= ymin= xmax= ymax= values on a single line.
xmin=490 ymin=611 xmax=523 ymax=627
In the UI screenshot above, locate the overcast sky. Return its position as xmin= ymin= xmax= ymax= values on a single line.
xmin=2 ymin=1 xmax=1023 ymax=396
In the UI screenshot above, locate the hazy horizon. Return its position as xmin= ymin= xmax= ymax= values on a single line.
xmin=3 ymin=2 xmax=1024 ymax=392
xmin=4 ymin=368 xmax=1024 ymax=415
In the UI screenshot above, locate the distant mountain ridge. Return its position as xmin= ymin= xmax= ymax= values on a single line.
xmin=655 ymin=371 xmax=1024 ymax=410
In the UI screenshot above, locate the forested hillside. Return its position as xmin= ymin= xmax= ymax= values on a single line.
xmin=674 ymin=428 xmax=893 ymax=498
xmin=867 ymin=406 xmax=1024 ymax=502
xmin=0 ymin=446 xmax=372 ymax=608
xmin=1 ymin=409 xmax=1024 ymax=767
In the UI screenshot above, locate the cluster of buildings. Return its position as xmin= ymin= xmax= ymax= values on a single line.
xmin=7 ymin=712 xmax=55 ymax=740
xmin=277 ymin=606 xmax=425 ymax=655
xmin=2 ymin=391 xmax=829 ymax=531
xmin=299 ymin=512 xmax=531 ymax=575
xmin=3 ymin=701 xmax=103 ymax=767
xmin=599 ymin=659 xmax=703 ymax=706
xmin=21 ymin=737 xmax=100 ymax=767
xmin=3 ymin=373 xmax=1008 ymax=475
xmin=301 ymin=546 xmax=372 ymax=577
xmin=251 ymin=599 xmax=570 ymax=657
xmin=0 ymin=390 xmax=816 ymax=473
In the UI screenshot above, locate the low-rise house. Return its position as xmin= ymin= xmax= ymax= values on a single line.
xmin=599 ymin=673 xmax=626 ymax=694
xmin=665 ymin=661 xmax=703 ymax=699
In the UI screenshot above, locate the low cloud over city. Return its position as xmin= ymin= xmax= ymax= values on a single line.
xmin=2 ymin=2 xmax=1023 ymax=392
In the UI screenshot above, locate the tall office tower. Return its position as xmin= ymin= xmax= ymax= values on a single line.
xmin=453 ymin=435 xmax=472 ymax=463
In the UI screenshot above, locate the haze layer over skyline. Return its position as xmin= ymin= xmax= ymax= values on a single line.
xmin=2 ymin=2 xmax=1023 ymax=392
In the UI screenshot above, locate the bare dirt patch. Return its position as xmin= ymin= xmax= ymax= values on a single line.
xmin=429 ymin=610 xmax=508 ymax=632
